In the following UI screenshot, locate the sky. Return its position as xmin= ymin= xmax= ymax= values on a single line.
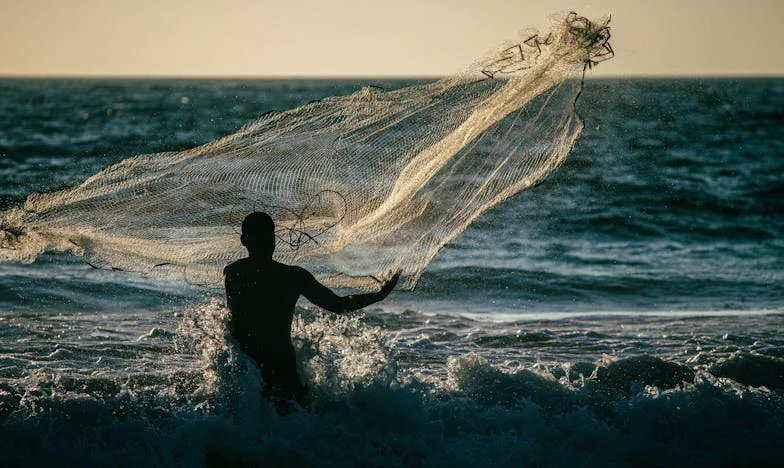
xmin=1 ymin=0 xmax=782 ymax=77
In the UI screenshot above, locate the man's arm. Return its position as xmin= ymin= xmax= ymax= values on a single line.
xmin=298 ymin=268 xmax=399 ymax=314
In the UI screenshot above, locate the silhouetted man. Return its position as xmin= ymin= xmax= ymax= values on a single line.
xmin=224 ymin=212 xmax=398 ymax=409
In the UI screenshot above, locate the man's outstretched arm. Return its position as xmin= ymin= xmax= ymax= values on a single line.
xmin=299 ymin=269 xmax=399 ymax=314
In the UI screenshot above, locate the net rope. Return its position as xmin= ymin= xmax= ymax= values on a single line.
xmin=0 ymin=12 xmax=613 ymax=290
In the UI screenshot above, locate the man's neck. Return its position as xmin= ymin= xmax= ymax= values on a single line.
xmin=248 ymin=252 xmax=273 ymax=262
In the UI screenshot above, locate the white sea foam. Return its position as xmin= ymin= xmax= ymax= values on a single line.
xmin=0 ymin=300 xmax=782 ymax=467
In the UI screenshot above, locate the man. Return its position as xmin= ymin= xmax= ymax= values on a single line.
xmin=224 ymin=212 xmax=399 ymax=408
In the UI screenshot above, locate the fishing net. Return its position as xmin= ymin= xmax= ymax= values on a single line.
xmin=0 ymin=12 xmax=613 ymax=290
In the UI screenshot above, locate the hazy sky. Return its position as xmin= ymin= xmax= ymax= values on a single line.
xmin=1 ymin=0 xmax=782 ymax=77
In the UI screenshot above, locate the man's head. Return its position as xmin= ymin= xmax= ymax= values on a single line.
xmin=241 ymin=212 xmax=275 ymax=258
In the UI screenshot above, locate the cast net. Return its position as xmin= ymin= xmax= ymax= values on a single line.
xmin=0 ymin=12 xmax=613 ymax=290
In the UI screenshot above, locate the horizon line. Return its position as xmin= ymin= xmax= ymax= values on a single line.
xmin=1 ymin=72 xmax=783 ymax=80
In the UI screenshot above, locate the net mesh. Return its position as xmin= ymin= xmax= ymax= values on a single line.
xmin=0 ymin=12 xmax=613 ymax=290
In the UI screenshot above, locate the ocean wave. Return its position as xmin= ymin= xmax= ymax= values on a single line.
xmin=0 ymin=356 xmax=781 ymax=467
xmin=0 ymin=303 xmax=782 ymax=467
xmin=709 ymin=352 xmax=784 ymax=390
xmin=414 ymin=266 xmax=784 ymax=312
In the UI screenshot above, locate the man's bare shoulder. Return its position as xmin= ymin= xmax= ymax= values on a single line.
xmin=223 ymin=257 xmax=251 ymax=275
xmin=223 ymin=258 xmax=308 ymax=278
xmin=276 ymin=262 xmax=312 ymax=283
xmin=270 ymin=262 xmax=317 ymax=288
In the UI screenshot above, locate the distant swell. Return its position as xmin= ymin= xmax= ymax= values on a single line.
xmin=416 ymin=266 xmax=784 ymax=312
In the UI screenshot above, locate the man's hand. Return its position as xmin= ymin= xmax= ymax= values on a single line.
xmin=379 ymin=271 xmax=401 ymax=298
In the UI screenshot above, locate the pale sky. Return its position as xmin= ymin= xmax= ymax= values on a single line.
xmin=1 ymin=0 xmax=782 ymax=77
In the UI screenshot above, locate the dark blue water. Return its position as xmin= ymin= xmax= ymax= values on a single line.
xmin=2 ymin=78 xmax=782 ymax=315
xmin=417 ymin=78 xmax=784 ymax=314
xmin=1 ymin=78 xmax=783 ymax=467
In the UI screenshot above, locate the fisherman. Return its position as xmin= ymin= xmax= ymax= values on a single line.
xmin=224 ymin=212 xmax=398 ymax=411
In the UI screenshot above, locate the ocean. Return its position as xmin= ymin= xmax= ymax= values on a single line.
xmin=0 ymin=77 xmax=782 ymax=467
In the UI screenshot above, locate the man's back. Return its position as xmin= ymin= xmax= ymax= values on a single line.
xmin=223 ymin=211 xmax=399 ymax=408
xmin=224 ymin=258 xmax=304 ymax=356
xmin=224 ymin=257 xmax=317 ymax=404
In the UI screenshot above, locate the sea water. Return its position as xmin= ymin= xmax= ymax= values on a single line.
xmin=0 ymin=78 xmax=782 ymax=467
